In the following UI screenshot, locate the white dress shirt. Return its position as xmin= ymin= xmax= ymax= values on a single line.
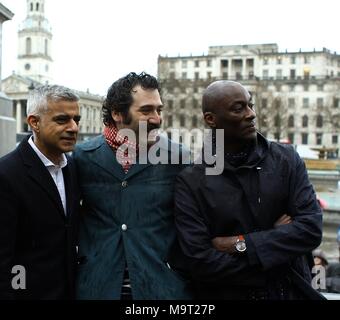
xmin=28 ymin=136 xmax=68 ymax=215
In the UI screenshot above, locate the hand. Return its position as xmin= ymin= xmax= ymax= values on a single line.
xmin=274 ymin=214 xmax=292 ymax=227
xmin=211 ymin=236 xmax=238 ymax=254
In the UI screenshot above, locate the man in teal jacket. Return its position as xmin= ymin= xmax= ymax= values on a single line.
xmin=73 ymin=72 xmax=192 ymax=299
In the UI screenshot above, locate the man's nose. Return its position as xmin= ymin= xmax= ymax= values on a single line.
xmin=148 ymin=112 xmax=162 ymax=125
xmin=246 ymin=105 xmax=256 ymax=120
xmin=67 ymin=119 xmax=79 ymax=133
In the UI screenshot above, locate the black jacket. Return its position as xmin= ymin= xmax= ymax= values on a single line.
xmin=0 ymin=137 xmax=80 ymax=300
xmin=170 ymin=133 xmax=323 ymax=298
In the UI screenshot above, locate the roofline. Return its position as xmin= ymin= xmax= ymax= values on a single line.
xmin=0 ymin=3 xmax=14 ymax=21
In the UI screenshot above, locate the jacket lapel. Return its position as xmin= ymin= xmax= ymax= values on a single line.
xmin=19 ymin=137 xmax=66 ymax=218
xmin=86 ymin=140 xmax=127 ymax=181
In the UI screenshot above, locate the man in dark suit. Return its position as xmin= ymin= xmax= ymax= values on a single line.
xmin=0 ymin=85 xmax=81 ymax=300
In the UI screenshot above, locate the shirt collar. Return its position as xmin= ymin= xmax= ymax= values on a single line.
xmin=28 ymin=135 xmax=68 ymax=169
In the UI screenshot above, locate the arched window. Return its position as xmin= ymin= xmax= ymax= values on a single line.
xmin=30 ymin=2 xmax=33 ymax=11
xmin=26 ymin=38 xmax=32 ymax=55
xmin=316 ymin=115 xmax=323 ymax=128
xmin=45 ymin=39 xmax=48 ymax=56
xmin=302 ymin=115 xmax=308 ymax=128
xmin=36 ymin=3 xmax=39 ymax=11
xmin=288 ymin=115 xmax=294 ymax=128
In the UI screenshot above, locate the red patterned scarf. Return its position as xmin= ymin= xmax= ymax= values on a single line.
xmin=103 ymin=125 xmax=138 ymax=173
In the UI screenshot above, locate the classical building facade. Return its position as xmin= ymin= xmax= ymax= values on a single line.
xmin=2 ymin=0 xmax=103 ymax=142
xmin=158 ymin=44 xmax=340 ymax=150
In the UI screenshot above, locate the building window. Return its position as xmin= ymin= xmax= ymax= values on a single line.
xmin=316 ymin=133 xmax=323 ymax=145
xmin=303 ymin=84 xmax=309 ymax=91
xmin=195 ymin=61 xmax=200 ymax=68
xmin=182 ymin=60 xmax=187 ymax=68
xmin=302 ymin=133 xmax=308 ymax=145
xmin=274 ymin=114 xmax=280 ymax=127
xmin=276 ymin=69 xmax=282 ymax=79
xmin=30 ymin=2 xmax=33 ymax=11
xmin=290 ymin=69 xmax=296 ymax=79
xmin=304 ymin=68 xmax=310 ymax=79
xmin=36 ymin=3 xmax=39 ymax=11
xmin=207 ymin=72 xmax=212 ymax=79
xmin=332 ymin=135 xmax=338 ymax=144
xmin=317 ymin=98 xmax=324 ymax=108
xmin=302 ymin=115 xmax=308 ymax=127
xmin=168 ymin=100 xmax=173 ymax=110
xmin=207 ymin=59 xmax=211 ymax=67
xmin=192 ymin=99 xmax=198 ymax=109
xmin=180 ymin=114 xmax=185 ymax=127
xmin=180 ymin=99 xmax=185 ymax=109
xmin=263 ymin=70 xmax=269 ymax=79
xmin=26 ymin=37 xmax=32 ymax=55
xmin=181 ymin=87 xmax=186 ymax=94
xmin=261 ymin=115 xmax=267 ymax=127
xmin=169 ymin=72 xmax=175 ymax=79
xmin=288 ymin=133 xmax=295 ymax=144
xmin=303 ymin=98 xmax=309 ymax=108
xmin=167 ymin=87 xmax=174 ymax=94
xmin=333 ymin=98 xmax=339 ymax=108
xmin=276 ymin=56 xmax=282 ymax=65
xmin=288 ymin=115 xmax=295 ymax=128
xmin=195 ymin=72 xmax=199 ymax=80
xmin=317 ymin=84 xmax=324 ymax=91
xmin=221 ymin=60 xmax=228 ymax=68
xmin=304 ymin=56 xmax=310 ymax=64
xmin=25 ymin=63 xmax=31 ymax=70
xmin=170 ymin=61 xmax=175 ymax=69
xmin=193 ymin=87 xmax=198 ymax=93
xmin=289 ymin=84 xmax=295 ymax=92
xmin=290 ymin=56 xmax=296 ymax=64
xmin=261 ymin=98 xmax=268 ymax=108
xmin=316 ymin=115 xmax=323 ymax=128
xmin=288 ymin=98 xmax=295 ymax=108
xmin=168 ymin=115 xmax=173 ymax=127
xmin=263 ymin=58 xmax=268 ymax=65
xmin=192 ymin=115 xmax=198 ymax=127
xmin=182 ymin=72 xmax=187 ymax=79
xmin=222 ymin=72 xmax=228 ymax=79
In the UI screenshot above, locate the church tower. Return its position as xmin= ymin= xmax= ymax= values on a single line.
xmin=17 ymin=0 xmax=53 ymax=84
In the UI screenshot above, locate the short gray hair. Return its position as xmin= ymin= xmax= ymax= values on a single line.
xmin=27 ymin=85 xmax=80 ymax=116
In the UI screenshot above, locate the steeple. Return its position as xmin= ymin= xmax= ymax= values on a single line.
xmin=17 ymin=0 xmax=53 ymax=84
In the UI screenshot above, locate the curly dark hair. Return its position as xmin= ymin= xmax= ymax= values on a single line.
xmin=102 ymin=72 xmax=161 ymax=126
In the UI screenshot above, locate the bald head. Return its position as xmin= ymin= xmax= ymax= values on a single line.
xmin=202 ymin=81 xmax=248 ymax=114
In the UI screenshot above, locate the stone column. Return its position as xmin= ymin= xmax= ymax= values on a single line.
xmin=16 ymin=100 xmax=22 ymax=133
xmin=242 ymin=59 xmax=247 ymax=79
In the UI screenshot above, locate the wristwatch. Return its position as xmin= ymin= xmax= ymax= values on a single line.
xmin=235 ymin=235 xmax=247 ymax=253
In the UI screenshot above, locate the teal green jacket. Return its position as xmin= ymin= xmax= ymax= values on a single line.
xmin=73 ymin=135 xmax=193 ymax=299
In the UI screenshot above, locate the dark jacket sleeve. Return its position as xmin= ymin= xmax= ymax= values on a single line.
xmin=246 ymin=149 xmax=323 ymax=270
xmin=0 ymin=173 xmax=18 ymax=299
xmin=174 ymin=173 xmax=263 ymax=285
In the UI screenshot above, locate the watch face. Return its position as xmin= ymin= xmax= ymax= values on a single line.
xmin=236 ymin=240 xmax=247 ymax=252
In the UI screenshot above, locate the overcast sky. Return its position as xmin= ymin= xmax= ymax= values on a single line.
xmin=1 ymin=0 xmax=340 ymax=95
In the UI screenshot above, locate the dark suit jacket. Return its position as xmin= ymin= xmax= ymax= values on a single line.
xmin=0 ymin=136 xmax=80 ymax=300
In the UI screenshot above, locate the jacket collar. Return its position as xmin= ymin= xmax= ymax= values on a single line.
xmin=18 ymin=136 xmax=69 ymax=219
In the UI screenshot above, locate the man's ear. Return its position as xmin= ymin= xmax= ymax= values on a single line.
xmin=203 ymin=112 xmax=216 ymax=128
xmin=111 ymin=111 xmax=122 ymax=123
xmin=27 ymin=115 xmax=40 ymax=133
